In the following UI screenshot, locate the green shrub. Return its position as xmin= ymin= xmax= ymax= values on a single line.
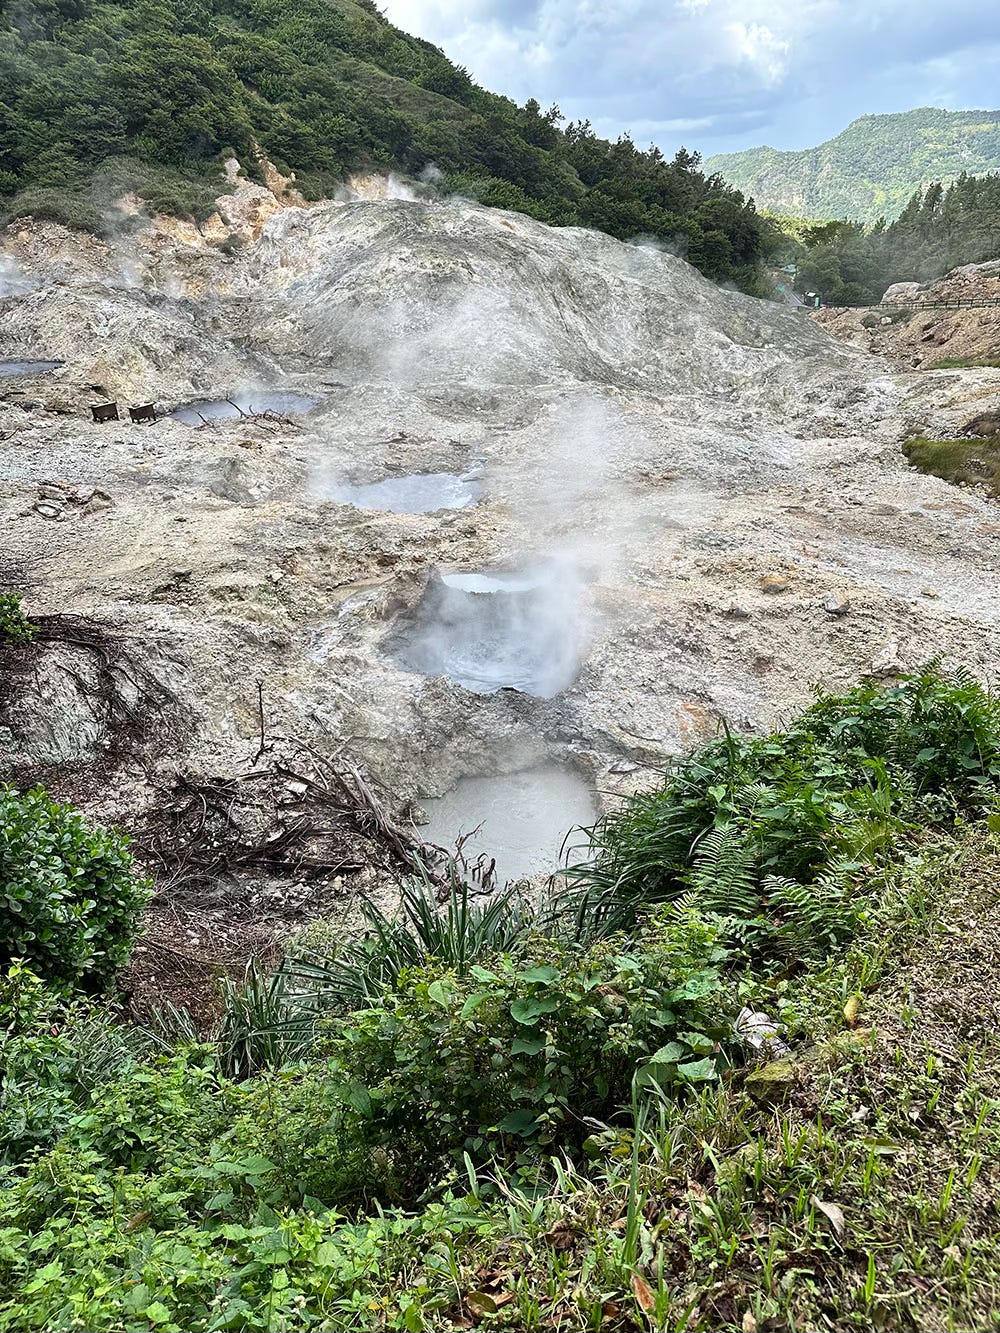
xmin=926 ymin=356 xmax=1000 ymax=370
xmin=316 ymin=912 xmax=731 ymax=1194
xmin=565 ymin=667 xmax=1000 ymax=953
xmin=289 ymin=876 xmax=532 ymax=1014
xmin=0 ymin=962 xmax=139 ymax=1167
xmin=0 ymin=787 xmax=149 ymax=992
xmin=0 ymin=594 xmax=35 ymax=646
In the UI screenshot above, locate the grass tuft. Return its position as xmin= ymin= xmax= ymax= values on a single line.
xmin=903 ymin=433 xmax=1000 ymax=495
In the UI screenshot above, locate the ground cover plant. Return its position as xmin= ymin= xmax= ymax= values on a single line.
xmin=0 ymin=594 xmax=35 ymax=647
xmin=904 ymin=433 xmax=1000 ymax=496
xmin=2 ymin=666 xmax=1000 ymax=1329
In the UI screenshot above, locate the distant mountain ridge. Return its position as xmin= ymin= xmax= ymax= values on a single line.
xmin=706 ymin=108 xmax=1000 ymax=222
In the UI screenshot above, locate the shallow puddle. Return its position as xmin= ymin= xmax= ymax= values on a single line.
xmin=332 ymin=471 xmax=481 ymax=513
xmin=390 ymin=562 xmax=585 ymax=697
xmin=170 ymin=389 xmax=318 ymax=425
xmin=0 ymin=359 xmax=62 ymax=378
xmin=419 ymin=765 xmax=596 ymax=886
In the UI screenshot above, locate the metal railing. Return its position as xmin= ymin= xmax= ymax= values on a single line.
xmin=818 ymin=298 xmax=1000 ymax=312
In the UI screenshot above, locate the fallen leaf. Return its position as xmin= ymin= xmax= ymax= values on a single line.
xmin=810 ymin=1195 xmax=846 ymax=1238
xmin=544 ymin=1220 xmax=577 ymax=1251
xmin=631 ymin=1272 xmax=656 ymax=1314
xmin=742 ymin=1313 xmax=758 ymax=1333
xmin=466 ymin=1292 xmax=498 ymax=1317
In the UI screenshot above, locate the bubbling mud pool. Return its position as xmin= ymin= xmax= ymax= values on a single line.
xmin=331 ymin=470 xmax=481 ymax=513
xmin=170 ymin=389 xmax=319 ymax=425
xmin=389 ymin=562 xmax=586 ymax=697
xmin=418 ymin=765 xmax=596 ymax=887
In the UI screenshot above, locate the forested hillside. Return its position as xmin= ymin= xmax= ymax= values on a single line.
xmin=707 ymin=108 xmax=1000 ymax=223
xmin=782 ymin=172 xmax=1000 ymax=305
xmin=0 ymin=0 xmax=771 ymax=287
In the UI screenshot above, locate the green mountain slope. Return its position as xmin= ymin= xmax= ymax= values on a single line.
xmin=706 ymin=108 xmax=1000 ymax=222
xmin=0 ymin=0 xmax=769 ymax=288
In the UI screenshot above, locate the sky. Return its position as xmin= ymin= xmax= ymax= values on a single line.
xmin=380 ymin=0 xmax=1000 ymax=161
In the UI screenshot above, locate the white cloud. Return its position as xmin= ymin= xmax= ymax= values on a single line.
xmin=379 ymin=0 xmax=1000 ymax=158
xmin=724 ymin=21 xmax=790 ymax=86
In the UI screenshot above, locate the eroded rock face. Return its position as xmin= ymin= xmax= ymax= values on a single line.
xmin=815 ymin=261 xmax=1000 ymax=370
xmin=240 ymin=198 xmax=845 ymax=393
xmin=1 ymin=183 xmax=999 ymax=847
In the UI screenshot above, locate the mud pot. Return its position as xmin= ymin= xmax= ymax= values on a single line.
xmin=170 ymin=389 xmax=319 ymax=424
xmin=330 ymin=470 xmax=482 ymax=513
xmin=418 ymin=764 xmax=596 ymax=888
xmin=0 ymin=358 xmax=63 ymax=377
xmin=388 ymin=562 xmax=586 ymax=697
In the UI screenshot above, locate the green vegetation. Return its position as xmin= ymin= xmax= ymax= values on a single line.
xmin=4 ymin=669 xmax=1000 ymax=1329
xmin=0 ymin=786 xmax=148 ymax=991
xmin=563 ymin=667 xmax=1000 ymax=947
xmin=904 ymin=434 xmax=1000 ymax=496
xmin=0 ymin=594 xmax=35 ymax=646
xmin=0 ymin=0 xmax=771 ymax=288
xmin=927 ymin=356 xmax=1000 ymax=370
xmin=707 ymin=107 xmax=1000 ymax=223
xmin=774 ymin=172 xmax=1000 ymax=305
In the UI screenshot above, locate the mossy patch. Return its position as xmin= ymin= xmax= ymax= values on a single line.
xmin=903 ymin=433 xmax=1000 ymax=495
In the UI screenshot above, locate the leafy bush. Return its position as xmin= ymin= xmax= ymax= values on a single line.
xmin=317 ymin=911 xmax=731 ymax=1192
xmin=0 ymin=787 xmax=149 ymax=991
xmin=0 ymin=962 xmax=139 ymax=1166
xmin=289 ymin=875 xmax=532 ymax=1013
xmin=0 ymin=594 xmax=35 ymax=646
xmin=564 ymin=667 xmax=1000 ymax=955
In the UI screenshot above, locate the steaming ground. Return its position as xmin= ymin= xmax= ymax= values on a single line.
xmin=3 ymin=179 xmax=1000 ymax=904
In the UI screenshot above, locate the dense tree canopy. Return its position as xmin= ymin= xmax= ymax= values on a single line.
xmin=778 ymin=173 xmax=1000 ymax=305
xmin=0 ymin=0 xmax=773 ymax=289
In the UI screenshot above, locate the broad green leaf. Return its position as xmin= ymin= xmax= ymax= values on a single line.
xmin=460 ymin=992 xmax=490 ymax=1018
xmin=498 ymin=1108 xmax=539 ymax=1136
xmin=677 ymin=1056 xmax=717 ymax=1082
xmin=519 ymin=965 xmax=559 ymax=984
xmin=511 ymin=1033 xmax=546 ymax=1056
xmin=646 ymin=1041 xmax=685 ymax=1065
xmin=510 ymin=997 xmax=558 ymax=1023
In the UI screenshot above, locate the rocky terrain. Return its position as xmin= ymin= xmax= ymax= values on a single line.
xmin=3 ymin=170 xmax=1000 ymax=993
xmin=814 ymin=260 xmax=1000 ymax=368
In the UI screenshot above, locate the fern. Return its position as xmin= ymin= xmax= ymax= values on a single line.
xmin=688 ymin=824 xmax=760 ymax=918
xmin=764 ymin=869 xmax=859 ymax=961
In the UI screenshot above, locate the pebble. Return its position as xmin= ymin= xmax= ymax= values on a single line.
xmin=726 ymin=602 xmax=752 ymax=619
xmin=822 ymin=591 xmax=850 ymax=616
xmin=761 ymin=574 xmax=790 ymax=594
xmin=920 ymin=587 xmax=939 ymax=598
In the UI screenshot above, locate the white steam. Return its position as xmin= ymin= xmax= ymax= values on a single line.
xmin=0 ymin=256 xmax=39 ymax=298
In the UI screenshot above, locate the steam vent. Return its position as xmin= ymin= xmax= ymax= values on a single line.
xmin=390 ymin=566 xmax=585 ymax=697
